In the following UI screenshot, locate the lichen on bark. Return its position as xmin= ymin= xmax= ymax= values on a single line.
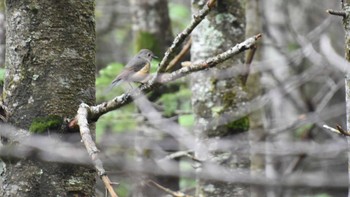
xmin=191 ymin=0 xmax=249 ymax=196
xmin=191 ymin=0 xmax=247 ymax=137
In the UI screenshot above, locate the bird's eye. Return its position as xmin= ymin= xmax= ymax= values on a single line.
xmin=148 ymin=53 xmax=151 ymax=57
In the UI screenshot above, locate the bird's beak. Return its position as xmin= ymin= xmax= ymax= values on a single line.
xmin=152 ymin=55 xmax=158 ymax=59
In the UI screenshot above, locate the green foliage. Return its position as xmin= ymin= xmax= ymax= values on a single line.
xmin=158 ymin=86 xmax=192 ymax=117
xmin=0 ymin=67 xmax=4 ymax=81
xmin=96 ymin=110 xmax=137 ymax=138
xmin=304 ymin=194 xmax=331 ymax=197
xmin=180 ymin=161 xmax=196 ymax=189
xmin=159 ymin=93 xmax=178 ymax=116
xmin=287 ymin=42 xmax=300 ymax=52
xmin=115 ymin=181 xmax=130 ymax=197
xmin=169 ymin=3 xmax=190 ymax=34
xmin=294 ymin=123 xmax=313 ymax=139
xmin=179 ymin=114 xmax=194 ymax=127
xmin=29 ymin=115 xmax=63 ymax=133
xmin=96 ymin=62 xmax=126 ymax=101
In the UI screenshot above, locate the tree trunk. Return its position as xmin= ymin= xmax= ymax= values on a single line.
xmin=130 ymin=0 xmax=173 ymax=56
xmin=190 ymin=0 xmax=247 ymax=196
xmin=245 ymin=0 xmax=265 ymax=196
xmin=129 ymin=0 xmax=178 ymax=196
xmin=342 ymin=1 xmax=350 ymax=196
xmin=1 ymin=0 xmax=95 ymax=196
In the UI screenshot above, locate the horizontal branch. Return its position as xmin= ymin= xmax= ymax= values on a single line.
xmin=68 ymin=34 xmax=262 ymax=127
xmin=158 ymin=34 xmax=262 ymax=84
xmin=326 ymin=9 xmax=346 ymax=17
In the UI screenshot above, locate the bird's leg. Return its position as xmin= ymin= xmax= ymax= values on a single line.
xmin=125 ymin=82 xmax=134 ymax=93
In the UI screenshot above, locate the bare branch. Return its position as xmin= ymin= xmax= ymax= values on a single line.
xmin=326 ymin=9 xmax=346 ymax=17
xmin=147 ymin=180 xmax=193 ymax=197
xmin=241 ymin=45 xmax=257 ymax=85
xmin=77 ymin=103 xmax=119 ymax=197
xmin=68 ymin=34 xmax=261 ymax=128
xmin=165 ymin=37 xmax=191 ymax=72
xmin=158 ymin=34 xmax=262 ymax=84
xmin=153 ymin=0 xmax=217 ymax=75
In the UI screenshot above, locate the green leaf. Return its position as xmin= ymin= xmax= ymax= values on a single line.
xmin=179 ymin=114 xmax=194 ymax=127
xmin=0 ymin=68 xmax=4 ymax=81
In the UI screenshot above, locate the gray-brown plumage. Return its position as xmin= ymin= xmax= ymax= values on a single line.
xmin=106 ymin=49 xmax=157 ymax=92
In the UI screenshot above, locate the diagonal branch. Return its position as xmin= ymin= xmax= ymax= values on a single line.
xmin=165 ymin=37 xmax=191 ymax=72
xmin=77 ymin=103 xmax=119 ymax=197
xmin=152 ymin=0 xmax=217 ymax=76
xmin=68 ymin=33 xmax=262 ymax=128
xmin=158 ymin=34 xmax=262 ymax=84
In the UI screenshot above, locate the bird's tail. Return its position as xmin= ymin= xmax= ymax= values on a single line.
xmin=103 ymin=78 xmax=122 ymax=94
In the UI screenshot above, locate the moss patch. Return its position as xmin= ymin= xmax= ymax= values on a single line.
xmin=29 ymin=115 xmax=63 ymax=133
xmin=227 ymin=116 xmax=249 ymax=134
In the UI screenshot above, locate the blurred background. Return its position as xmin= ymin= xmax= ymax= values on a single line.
xmin=1 ymin=0 xmax=349 ymax=196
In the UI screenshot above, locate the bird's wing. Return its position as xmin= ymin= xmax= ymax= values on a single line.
xmin=124 ymin=57 xmax=148 ymax=72
xmin=103 ymin=69 xmax=130 ymax=94
xmin=111 ymin=68 xmax=132 ymax=84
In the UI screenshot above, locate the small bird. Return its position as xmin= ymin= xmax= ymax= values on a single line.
xmin=106 ymin=49 xmax=157 ymax=92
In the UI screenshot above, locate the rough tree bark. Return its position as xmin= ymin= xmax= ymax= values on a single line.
xmin=1 ymin=0 xmax=95 ymax=196
xmin=341 ymin=1 xmax=350 ymax=196
xmin=0 ymin=1 xmax=4 ymax=67
xmin=190 ymin=0 xmax=248 ymax=196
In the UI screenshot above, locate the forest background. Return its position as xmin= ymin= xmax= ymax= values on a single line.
xmin=0 ymin=0 xmax=348 ymax=197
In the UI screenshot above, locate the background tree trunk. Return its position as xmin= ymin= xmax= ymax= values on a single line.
xmin=190 ymin=0 xmax=248 ymax=196
xmin=130 ymin=0 xmax=173 ymax=56
xmin=245 ymin=0 xmax=265 ymax=196
xmin=128 ymin=0 xmax=178 ymax=196
xmin=1 ymin=0 xmax=95 ymax=196
xmin=342 ymin=1 xmax=350 ymax=196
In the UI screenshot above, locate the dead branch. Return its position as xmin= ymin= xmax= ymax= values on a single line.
xmin=326 ymin=9 xmax=346 ymax=17
xmin=77 ymin=103 xmax=119 ymax=197
xmin=165 ymin=37 xmax=192 ymax=72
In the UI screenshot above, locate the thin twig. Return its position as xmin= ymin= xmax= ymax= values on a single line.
xmin=158 ymin=150 xmax=202 ymax=163
xmin=77 ymin=103 xmax=119 ymax=197
xmin=152 ymin=0 xmax=217 ymax=76
xmin=165 ymin=37 xmax=192 ymax=72
xmin=147 ymin=180 xmax=193 ymax=197
xmin=336 ymin=124 xmax=350 ymax=136
xmin=241 ymin=45 xmax=257 ymax=85
xmin=326 ymin=9 xmax=346 ymax=17
xmin=323 ymin=124 xmax=350 ymax=136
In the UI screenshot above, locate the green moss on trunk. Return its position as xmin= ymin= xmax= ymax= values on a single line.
xmin=29 ymin=115 xmax=63 ymax=133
